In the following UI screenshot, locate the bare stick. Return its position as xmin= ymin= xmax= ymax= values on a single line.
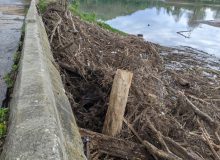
xmin=187 ymin=94 xmax=210 ymax=105
xmin=123 ymin=118 xmax=182 ymax=160
xmin=177 ymin=30 xmax=192 ymax=38
xmin=102 ymin=69 xmax=133 ymax=136
xmin=67 ymin=10 xmax=78 ymax=33
xmin=163 ymin=136 xmax=200 ymax=160
xmin=57 ymin=25 xmax=63 ymax=47
xmin=215 ymin=131 xmax=220 ymax=144
xmin=146 ymin=118 xmax=200 ymax=159
xmin=197 ymin=119 xmax=220 ymax=160
xmin=57 ymin=41 xmax=74 ymax=51
xmin=145 ymin=118 xmax=170 ymax=153
xmin=180 ymin=92 xmax=216 ymax=127
xmin=50 ymin=12 xmax=62 ymax=43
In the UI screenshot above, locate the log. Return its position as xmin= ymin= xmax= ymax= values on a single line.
xmin=102 ymin=69 xmax=133 ymax=136
xmin=79 ymin=128 xmax=150 ymax=159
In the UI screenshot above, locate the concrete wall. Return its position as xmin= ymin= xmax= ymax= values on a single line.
xmin=0 ymin=0 xmax=86 ymax=159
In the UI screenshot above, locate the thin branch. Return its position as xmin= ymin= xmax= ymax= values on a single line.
xmin=123 ymin=118 xmax=182 ymax=160
xmin=197 ymin=119 xmax=220 ymax=160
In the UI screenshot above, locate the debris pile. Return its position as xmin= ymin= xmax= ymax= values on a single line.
xmin=43 ymin=5 xmax=220 ymax=160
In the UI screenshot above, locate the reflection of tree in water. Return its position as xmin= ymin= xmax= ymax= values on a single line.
xmin=79 ymin=0 xmax=220 ymax=28
xmin=214 ymin=8 xmax=220 ymax=19
xmin=155 ymin=1 xmax=219 ymax=28
xmin=187 ymin=7 xmax=206 ymax=28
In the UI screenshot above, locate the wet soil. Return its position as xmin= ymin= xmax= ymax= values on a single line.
xmin=43 ymin=5 xmax=220 ymax=160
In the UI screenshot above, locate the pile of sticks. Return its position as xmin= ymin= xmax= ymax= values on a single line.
xmin=80 ymin=69 xmax=220 ymax=160
xmin=41 ymin=4 xmax=220 ymax=159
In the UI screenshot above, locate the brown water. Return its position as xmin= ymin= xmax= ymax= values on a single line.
xmin=0 ymin=0 xmax=26 ymax=106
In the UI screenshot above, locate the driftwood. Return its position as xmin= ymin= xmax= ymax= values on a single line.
xmin=197 ymin=119 xmax=220 ymax=160
xmin=50 ymin=12 xmax=62 ymax=43
xmin=123 ymin=118 xmax=182 ymax=160
xmin=145 ymin=118 xmax=200 ymax=159
xmin=58 ymin=62 xmax=77 ymax=73
xmin=145 ymin=118 xmax=170 ymax=153
xmin=163 ymin=136 xmax=201 ymax=160
xmin=103 ymin=69 xmax=133 ymax=136
xmin=177 ymin=30 xmax=192 ymax=38
xmin=180 ymin=92 xmax=216 ymax=127
xmin=56 ymin=41 xmax=74 ymax=51
xmin=180 ymin=92 xmax=220 ymax=145
xmin=79 ymin=128 xmax=150 ymax=159
xmin=58 ymin=0 xmax=68 ymax=10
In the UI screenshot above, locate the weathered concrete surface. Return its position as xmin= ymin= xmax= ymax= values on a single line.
xmin=0 ymin=0 xmax=86 ymax=159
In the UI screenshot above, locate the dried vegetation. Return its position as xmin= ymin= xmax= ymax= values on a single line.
xmin=42 ymin=4 xmax=220 ymax=160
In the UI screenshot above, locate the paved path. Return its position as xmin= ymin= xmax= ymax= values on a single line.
xmin=0 ymin=0 xmax=27 ymax=106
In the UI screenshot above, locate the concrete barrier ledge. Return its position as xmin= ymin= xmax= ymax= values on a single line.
xmin=0 ymin=0 xmax=86 ymax=159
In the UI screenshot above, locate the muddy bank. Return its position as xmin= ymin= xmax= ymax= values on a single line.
xmin=43 ymin=5 xmax=220 ymax=160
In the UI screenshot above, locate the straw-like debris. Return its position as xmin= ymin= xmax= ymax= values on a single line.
xmin=42 ymin=5 xmax=220 ymax=160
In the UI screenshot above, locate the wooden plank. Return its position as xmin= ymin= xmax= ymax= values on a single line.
xmin=102 ymin=69 xmax=133 ymax=136
xmin=80 ymin=128 xmax=150 ymax=160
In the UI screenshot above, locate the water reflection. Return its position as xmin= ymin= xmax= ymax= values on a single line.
xmin=79 ymin=0 xmax=220 ymax=57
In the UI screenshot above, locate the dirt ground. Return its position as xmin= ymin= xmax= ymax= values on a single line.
xmin=42 ymin=5 xmax=220 ymax=160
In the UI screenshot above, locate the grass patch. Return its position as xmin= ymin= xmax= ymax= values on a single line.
xmin=3 ymin=74 xmax=14 ymax=89
xmin=69 ymin=1 xmax=127 ymax=35
xmin=38 ymin=0 xmax=47 ymax=13
xmin=0 ymin=108 xmax=8 ymax=138
xmin=97 ymin=21 xmax=127 ymax=35
xmin=13 ymin=51 xmax=21 ymax=64
xmin=3 ymin=50 xmax=21 ymax=88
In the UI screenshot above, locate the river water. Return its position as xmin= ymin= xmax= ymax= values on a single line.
xmin=0 ymin=0 xmax=27 ymax=106
xmin=79 ymin=0 xmax=220 ymax=57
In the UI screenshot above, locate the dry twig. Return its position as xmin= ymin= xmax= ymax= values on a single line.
xmin=123 ymin=118 xmax=182 ymax=160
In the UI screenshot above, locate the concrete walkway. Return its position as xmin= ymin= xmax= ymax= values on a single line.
xmin=0 ymin=0 xmax=26 ymax=106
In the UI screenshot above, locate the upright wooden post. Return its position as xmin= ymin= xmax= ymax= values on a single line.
xmin=102 ymin=69 xmax=133 ymax=136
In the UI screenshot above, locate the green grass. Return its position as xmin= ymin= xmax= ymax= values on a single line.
xmin=12 ymin=64 xmax=19 ymax=72
xmin=69 ymin=1 xmax=127 ymax=35
xmin=0 ymin=108 xmax=8 ymax=138
xmin=38 ymin=0 xmax=47 ymax=13
xmin=13 ymin=51 xmax=21 ymax=64
xmin=3 ymin=74 xmax=14 ymax=88
xmin=97 ymin=21 xmax=127 ymax=35
xmin=3 ymin=25 xmax=23 ymax=88
xmin=3 ymin=51 xmax=21 ymax=88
